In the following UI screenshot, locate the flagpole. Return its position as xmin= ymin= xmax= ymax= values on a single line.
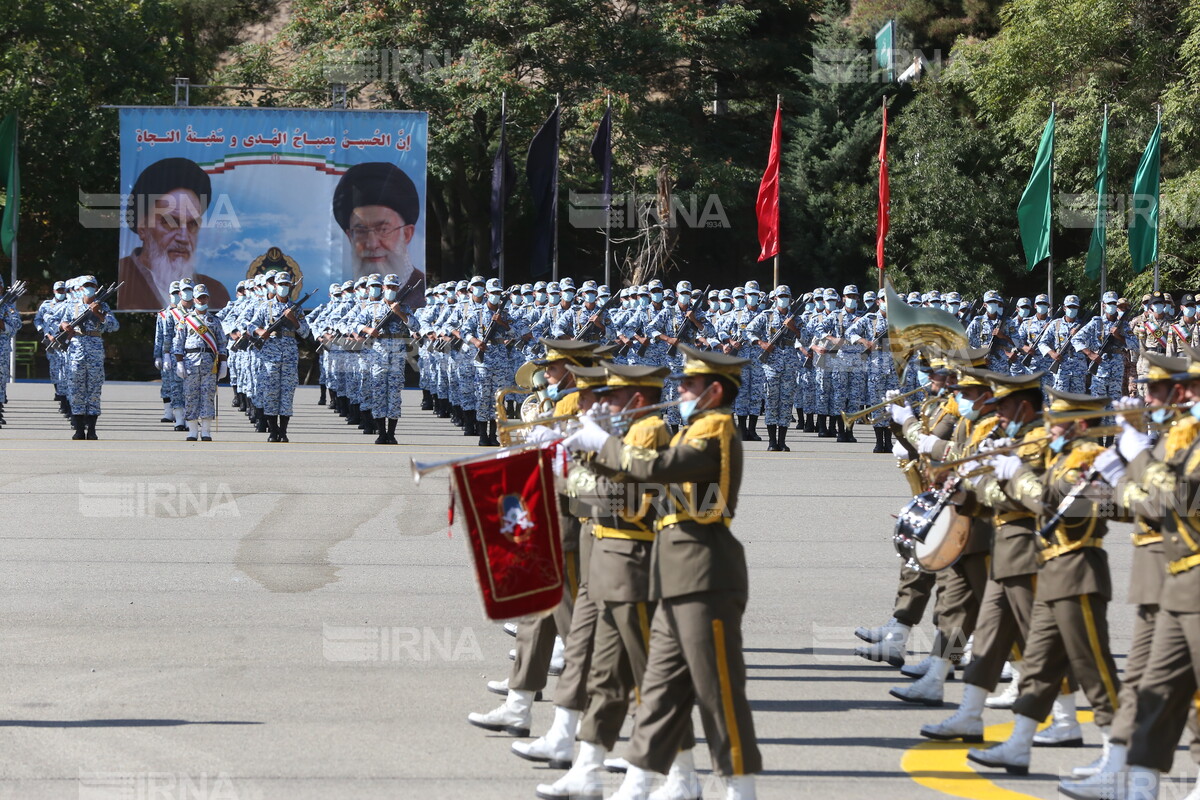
xmin=8 ymin=115 xmax=15 ymax=384
xmin=773 ymin=94 xmax=781 ymax=288
xmin=879 ymin=95 xmax=886 ymax=292
xmin=603 ymin=94 xmax=612 ymax=288
xmin=498 ymin=92 xmax=506 ymax=287
xmin=1100 ymin=103 xmax=1108 ymax=299
xmin=1047 ymin=101 xmax=1055 ymax=307
xmin=1153 ymin=103 xmax=1162 ymax=292
xmin=552 ymin=94 xmax=560 ymax=282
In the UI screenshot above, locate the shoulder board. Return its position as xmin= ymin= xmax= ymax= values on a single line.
xmin=683 ymin=411 xmax=735 ymax=443
xmin=1167 ymin=417 xmax=1200 ymax=461
xmin=970 ymin=415 xmax=1002 ymax=445
xmin=625 ymin=415 xmax=669 ymax=450
xmin=1061 ymin=442 xmax=1103 ymax=471
xmin=1018 ymin=426 xmax=1047 ymax=460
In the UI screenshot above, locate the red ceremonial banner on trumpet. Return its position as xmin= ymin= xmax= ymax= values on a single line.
xmin=452 ymin=448 xmax=564 ymax=620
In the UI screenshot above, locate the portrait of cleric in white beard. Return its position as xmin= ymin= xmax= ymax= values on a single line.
xmin=332 ymin=161 xmax=425 ymax=309
xmin=119 ymin=157 xmax=230 ymax=310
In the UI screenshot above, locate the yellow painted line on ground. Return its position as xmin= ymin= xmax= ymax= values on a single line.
xmin=901 ymin=710 xmax=1093 ymax=800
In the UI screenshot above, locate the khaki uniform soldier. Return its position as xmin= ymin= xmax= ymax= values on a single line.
xmin=562 ymin=343 xmax=760 ymax=800
xmin=1062 ymin=351 xmax=1200 ymax=798
xmin=920 ymin=370 xmax=1049 ymax=742
xmin=891 ymin=362 xmax=996 ymax=706
xmin=469 ymin=341 xmax=602 ymax=737
xmin=1133 ymin=291 xmax=1171 ymax=395
xmin=968 ymin=389 xmax=1121 ymax=777
xmin=856 ymin=355 xmax=958 ymax=666
xmin=1106 ymin=345 xmax=1200 ymax=800
xmin=537 ymin=364 xmax=687 ymax=799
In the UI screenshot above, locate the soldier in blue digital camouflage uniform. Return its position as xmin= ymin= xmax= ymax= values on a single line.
xmin=34 ymin=280 xmax=70 ymax=416
xmin=795 ymin=290 xmax=820 ymax=432
xmin=648 ymin=280 xmax=715 ymax=430
xmin=1036 ymin=293 xmax=1088 ymax=393
xmin=815 ymin=284 xmax=864 ymax=443
xmin=715 ymin=286 xmax=764 ymax=440
xmin=57 ymin=275 xmax=119 ymax=440
xmin=156 ymin=280 xmax=190 ymax=429
xmin=172 ymin=284 xmax=227 ymax=442
xmin=966 ymin=289 xmax=1020 ymax=375
xmin=0 ymin=276 xmax=21 ymax=424
xmin=247 ymin=271 xmax=309 ymax=442
xmin=310 ymin=281 xmax=343 ymax=407
xmin=811 ymin=287 xmax=840 ymax=437
xmin=1074 ymin=289 xmax=1131 ymax=433
xmin=1015 ymin=293 xmax=1054 ymax=386
xmin=552 ymin=279 xmax=613 ymax=343
xmin=847 ymin=290 xmax=895 ymax=453
xmin=452 ymin=278 xmax=483 ymax=435
xmin=619 ymin=280 xmax=668 ymax=369
xmin=463 ymin=277 xmax=520 ymax=446
xmin=354 ymin=272 xmax=414 ymax=444
xmin=745 ymin=284 xmax=801 ymax=451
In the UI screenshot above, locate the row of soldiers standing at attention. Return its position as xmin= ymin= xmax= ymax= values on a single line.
xmin=462 ymin=339 xmax=761 ymax=800
xmin=851 ymin=337 xmax=1200 ymax=800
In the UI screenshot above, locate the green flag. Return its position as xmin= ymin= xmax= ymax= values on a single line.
xmin=1084 ymin=112 xmax=1109 ymax=281
xmin=0 ymin=114 xmax=17 ymax=258
xmin=875 ymin=21 xmax=894 ymax=82
xmin=1129 ymin=120 xmax=1162 ymax=274
xmin=1017 ymin=110 xmax=1054 ymax=271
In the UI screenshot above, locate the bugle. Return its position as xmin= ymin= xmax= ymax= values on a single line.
xmin=1044 ymin=402 xmax=1192 ymax=426
xmin=842 ymin=386 xmax=925 ymax=428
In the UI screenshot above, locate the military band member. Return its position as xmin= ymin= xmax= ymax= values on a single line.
xmin=563 ymin=343 xmax=761 ymax=800
xmin=968 ymin=389 xmax=1121 ymax=777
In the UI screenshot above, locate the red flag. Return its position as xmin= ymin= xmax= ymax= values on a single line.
xmin=756 ymin=102 xmax=782 ymax=262
xmin=876 ymin=103 xmax=889 ymax=272
xmin=452 ymin=448 xmax=564 ymax=619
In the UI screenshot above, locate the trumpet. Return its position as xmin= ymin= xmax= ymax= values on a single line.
xmin=842 ymin=386 xmax=926 ymax=428
xmin=924 ymin=435 xmax=1055 ymax=479
xmin=1043 ymin=402 xmax=1192 ymax=425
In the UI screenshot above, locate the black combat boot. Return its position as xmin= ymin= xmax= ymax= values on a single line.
xmin=278 ymin=415 xmax=290 ymax=443
xmin=256 ymin=409 xmax=268 ymax=433
xmin=387 ymin=417 xmax=399 ymax=444
xmin=318 ymin=385 xmax=327 ymax=406
xmin=803 ymin=413 xmax=817 ymax=433
xmin=795 ymin=411 xmax=804 ymax=431
xmin=361 ymin=408 xmax=374 ymax=433
xmin=266 ymin=415 xmax=279 ymax=443
xmin=71 ymin=415 xmax=85 ymax=440
xmin=477 ymin=419 xmax=491 ymax=447
xmin=737 ymin=415 xmax=748 ymax=439
xmin=463 ymin=416 xmax=477 ymax=436
xmin=347 ymin=403 xmax=361 ymax=425
xmin=883 ymin=427 xmax=894 ymax=453
xmin=777 ymin=425 xmax=790 ymax=452
xmin=328 ymin=389 xmax=339 ymax=410
xmin=815 ymin=415 xmax=828 ymax=437
xmin=375 ymin=418 xmax=388 ymax=445
xmin=872 ymin=427 xmax=888 ymax=453
xmin=745 ymin=415 xmax=762 ymax=441
xmin=421 ymin=389 xmax=433 ymax=411
xmin=766 ymin=425 xmax=779 ymax=452
xmin=488 ymin=420 xmax=500 ymax=447
xmin=85 ymin=414 xmax=98 ymax=440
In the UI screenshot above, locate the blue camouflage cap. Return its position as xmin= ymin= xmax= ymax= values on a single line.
xmin=945 ymin=291 xmax=962 ymax=302
xmin=983 ymin=289 xmax=1002 ymax=302
xmin=824 ymin=288 xmax=839 ymax=300
xmin=1102 ymin=291 xmax=1119 ymax=303
xmin=775 ymin=284 xmax=792 ymax=298
xmin=533 ymin=281 xmax=548 ymax=291
xmin=648 ymin=279 xmax=664 ymax=291
xmin=732 ymin=287 xmax=745 ymax=298
xmin=1035 ymin=293 xmax=1050 ymax=304
xmin=485 ymin=278 xmax=503 ymax=292
xmin=1064 ymin=294 xmax=1081 ymax=308
xmin=676 ymin=280 xmax=692 ymax=294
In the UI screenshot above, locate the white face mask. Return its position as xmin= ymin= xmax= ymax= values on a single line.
xmin=947 ymin=302 xmax=960 ymax=313
xmin=1036 ymin=303 xmax=1050 ymax=315
xmin=1065 ymin=307 xmax=1079 ymax=319
xmin=824 ymin=300 xmax=837 ymax=311
xmin=1152 ymin=303 xmax=1165 ymax=315
xmin=1105 ymin=303 xmax=1118 ymax=315
xmin=986 ymin=302 xmax=1000 ymax=315
xmin=776 ymin=297 xmax=790 ymax=310
xmin=488 ymin=292 xmax=503 ymax=305
xmin=194 ymin=302 xmax=208 ymax=313
xmin=536 ymin=292 xmax=548 ymax=304
xmin=181 ymin=289 xmax=194 ymax=301
xmin=471 ymin=286 xmax=485 ymax=298
xmin=82 ymin=286 xmax=97 ymax=300
xmin=369 ymin=286 xmax=382 ymax=299
xmin=384 ymin=289 xmax=398 ymax=302
xmin=54 ymin=291 xmax=66 ymax=301
xmin=678 ymin=295 xmax=691 ymax=308
xmin=1186 ymin=306 xmax=1197 ymax=319
xmin=845 ymin=298 xmax=858 ymax=311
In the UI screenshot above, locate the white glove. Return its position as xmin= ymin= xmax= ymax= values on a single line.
xmin=890 ymin=403 xmax=914 ymax=426
xmin=1113 ymin=396 xmax=1144 ymax=431
xmin=1118 ymin=425 xmax=1152 ymax=462
xmin=988 ymin=453 xmax=1023 ymax=481
xmin=891 ymin=441 xmax=909 ymax=458
xmin=883 ymin=389 xmax=901 ymax=401
xmin=1094 ymin=448 xmax=1127 ymax=486
xmin=561 ymin=414 xmax=612 ymax=453
xmin=175 ymin=362 xmax=186 ymax=380
xmin=218 ymin=362 xmax=228 ymax=380
xmin=524 ymin=425 xmax=559 ymax=445
xmin=977 ymin=437 xmax=1013 ymax=454
xmin=917 ymin=433 xmax=940 ymax=455
xmin=154 ymin=358 xmax=161 ymax=371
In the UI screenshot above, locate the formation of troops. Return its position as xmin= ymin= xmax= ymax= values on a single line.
xmin=850 ymin=323 xmax=1200 ymax=799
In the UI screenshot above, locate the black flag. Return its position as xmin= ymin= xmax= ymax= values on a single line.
xmin=590 ymin=106 xmax=613 ymax=210
xmin=491 ymin=110 xmax=518 ymax=274
xmin=526 ymin=105 xmax=560 ymax=278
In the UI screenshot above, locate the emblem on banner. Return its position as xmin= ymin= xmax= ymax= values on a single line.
xmin=498 ymin=495 xmax=535 ymax=542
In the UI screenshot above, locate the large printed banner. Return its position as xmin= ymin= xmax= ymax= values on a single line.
xmin=118 ymin=107 xmax=428 ymax=311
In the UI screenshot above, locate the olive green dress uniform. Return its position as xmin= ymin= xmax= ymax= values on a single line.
xmin=1006 ymin=392 xmax=1121 ymax=730
xmin=578 ymin=404 xmax=674 ymax=751
xmin=589 ymin=345 xmax=761 ymax=778
xmin=1121 ymin=349 xmax=1200 ymax=774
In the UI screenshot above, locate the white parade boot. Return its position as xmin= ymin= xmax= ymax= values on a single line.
xmin=1033 ymin=694 xmax=1083 ymax=747
xmin=985 ymin=661 xmax=1022 ymax=709
xmin=854 ymin=623 xmax=910 ymax=667
xmin=1059 ymin=740 xmax=1126 ymax=799
xmin=967 ymin=713 xmax=1038 ymax=775
xmin=550 ymin=635 xmax=566 ymax=676
xmin=920 ymin=683 xmax=987 ymax=742
xmin=186 ymin=420 xmax=199 ymax=441
xmin=606 ymin=766 xmax=653 ymax=800
xmin=1125 ymin=766 xmax=1160 ymax=800
xmin=467 ymin=689 xmax=533 ymax=737
xmin=199 ymin=418 xmax=212 ymax=440
xmin=723 ymin=775 xmax=756 ymax=800
xmin=648 ymin=750 xmax=701 ymax=800
xmin=536 ymin=741 xmax=606 ymax=800
xmin=890 ymin=656 xmax=951 ymax=706
xmin=161 ymin=400 xmax=173 ymax=422
xmin=174 ymin=408 xmax=186 ymax=427
xmin=504 ymin=621 xmax=519 ymax=637
xmin=1071 ymin=727 xmax=1116 ymax=777
xmin=855 ymin=616 xmax=903 ymax=644
xmin=513 ymin=706 xmax=579 ymax=769
xmin=901 ymin=654 xmax=956 ymax=680
xmin=999 ymin=660 xmax=1015 ymax=682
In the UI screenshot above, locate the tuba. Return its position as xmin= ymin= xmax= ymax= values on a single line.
xmin=496 ymin=361 xmax=555 ymax=446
